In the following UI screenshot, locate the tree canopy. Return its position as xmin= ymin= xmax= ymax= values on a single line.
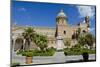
xmin=78 ymin=33 xmax=95 ymax=49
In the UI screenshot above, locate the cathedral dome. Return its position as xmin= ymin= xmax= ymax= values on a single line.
xmin=57 ymin=9 xmax=67 ymax=18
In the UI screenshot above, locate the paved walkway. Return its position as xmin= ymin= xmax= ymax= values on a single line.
xmin=11 ymin=52 xmax=96 ymax=65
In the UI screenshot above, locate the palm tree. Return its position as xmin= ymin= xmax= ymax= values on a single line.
xmin=22 ymin=27 xmax=35 ymax=51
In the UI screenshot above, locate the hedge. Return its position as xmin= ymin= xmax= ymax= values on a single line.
xmin=17 ymin=47 xmax=55 ymax=56
xmin=64 ymin=48 xmax=95 ymax=56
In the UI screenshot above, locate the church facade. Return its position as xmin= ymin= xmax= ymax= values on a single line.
xmin=12 ymin=9 xmax=90 ymax=51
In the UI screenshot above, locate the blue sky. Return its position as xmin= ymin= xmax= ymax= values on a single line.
xmin=11 ymin=1 xmax=96 ymax=35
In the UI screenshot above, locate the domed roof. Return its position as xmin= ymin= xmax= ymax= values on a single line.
xmin=57 ymin=9 xmax=67 ymax=18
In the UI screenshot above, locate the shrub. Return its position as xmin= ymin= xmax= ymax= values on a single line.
xmin=22 ymin=51 xmax=34 ymax=57
xmin=11 ymin=62 xmax=20 ymax=67
xmin=18 ymin=47 xmax=56 ymax=56
xmin=17 ymin=50 xmax=24 ymax=55
xmin=64 ymin=47 xmax=95 ymax=56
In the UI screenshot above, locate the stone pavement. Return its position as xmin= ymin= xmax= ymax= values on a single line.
xmin=11 ymin=52 xmax=96 ymax=65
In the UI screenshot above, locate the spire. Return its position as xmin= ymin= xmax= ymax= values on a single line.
xmin=85 ymin=16 xmax=89 ymax=23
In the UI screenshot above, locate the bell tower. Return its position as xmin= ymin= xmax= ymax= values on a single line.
xmin=55 ymin=9 xmax=68 ymax=50
xmin=56 ymin=9 xmax=68 ymax=38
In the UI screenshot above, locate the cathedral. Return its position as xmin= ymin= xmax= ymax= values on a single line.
xmin=12 ymin=9 xmax=90 ymax=51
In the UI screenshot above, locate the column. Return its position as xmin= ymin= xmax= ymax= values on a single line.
xmin=23 ymin=39 xmax=26 ymax=51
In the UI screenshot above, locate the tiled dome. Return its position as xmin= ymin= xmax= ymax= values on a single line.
xmin=57 ymin=9 xmax=67 ymax=18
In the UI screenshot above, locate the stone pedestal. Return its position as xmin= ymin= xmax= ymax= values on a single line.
xmin=56 ymin=35 xmax=65 ymax=50
xmin=53 ymin=52 xmax=66 ymax=63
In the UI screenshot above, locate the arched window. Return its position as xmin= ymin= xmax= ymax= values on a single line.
xmin=64 ymin=30 xmax=66 ymax=34
xmin=83 ymin=30 xmax=86 ymax=33
xmin=15 ymin=38 xmax=23 ymax=51
xmin=72 ymin=34 xmax=75 ymax=39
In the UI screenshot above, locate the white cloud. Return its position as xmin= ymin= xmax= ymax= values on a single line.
xmin=18 ymin=7 xmax=26 ymax=12
xmin=82 ymin=20 xmax=85 ymax=23
xmin=76 ymin=6 xmax=95 ymax=19
xmin=89 ymin=27 xmax=95 ymax=32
